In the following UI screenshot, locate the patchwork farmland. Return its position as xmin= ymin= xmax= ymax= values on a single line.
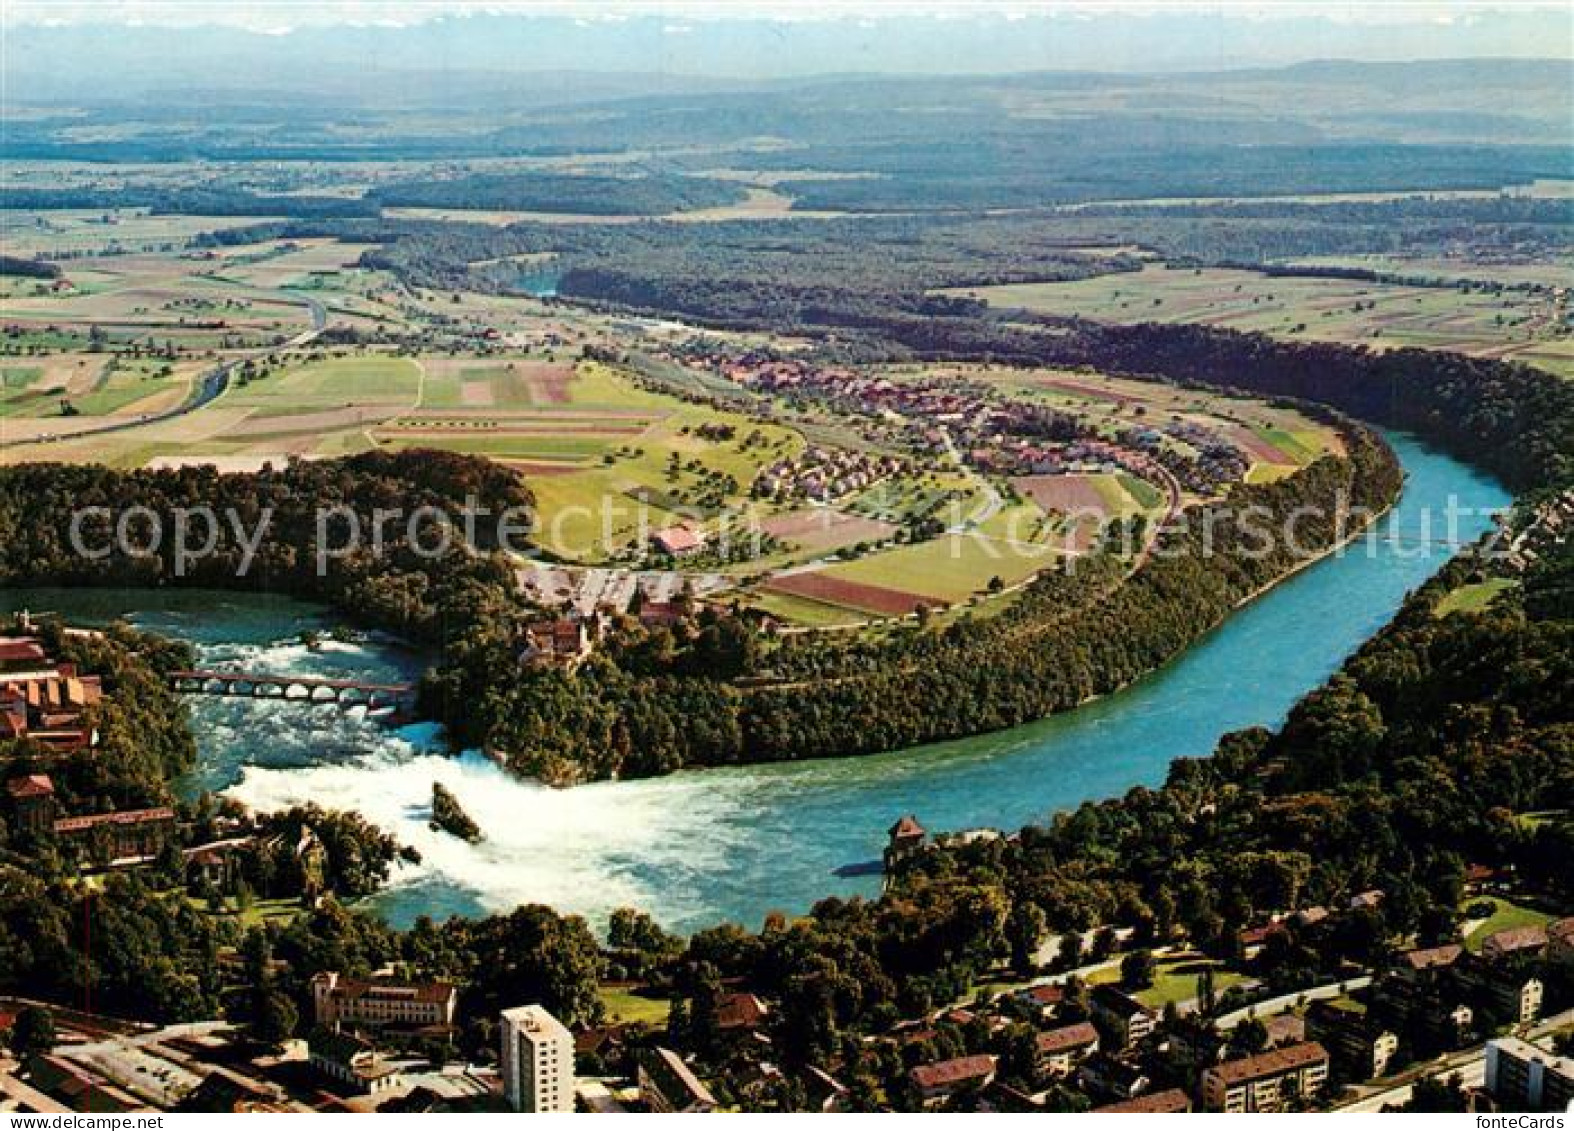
xmin=0 ymin=206 xmax=1359 ymax=633
xmin=943 ymin=263 xmax=1574 ymax=377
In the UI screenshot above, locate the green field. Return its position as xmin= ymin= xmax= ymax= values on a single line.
xmin=973 ymin=500 xmax=1056 ymax=545
xmin=229 ymin=355 xmax=422 ymax=412
xmin=67 ymin=359 xmax=186 ymax=416
xmin=744 ymin=589 xmax=868 ymax=628
xmin=1462 ymin=897 xmax=1555 ymax=952
xmin=1084 ymin=954 xmax=1247 ymax=1010
xmin=0 ymin=358 xmax=186 ymax=419
xmin=1435 ymin=578 xmax=1519 ymax=617
xmin=1251 ymin=425 xmax=1323 ymax=464
xmin=415 ymin=365 xmax=541 ymax=410
xmin=848 ymin=472 xmax=983 ymax=524
xmin=520 ymin=378 xmax=804 ymax=561
xmin=380 ymin=433 xmax=612 ymax=460
xmin=818 ymin=531 xmax=1058 ymax=604
xmin=1135 ymin=959 xmax=1247 ymax=1010
xmin=1116 ymin=472 xmax=1164 ymax=510
xmin=946 ymin=265 xmax=1574 ymax=377
xmin=598 ymin=985 xmax=671 ymax=1027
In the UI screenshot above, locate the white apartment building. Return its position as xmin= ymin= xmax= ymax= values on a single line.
xmin=500 ymin=1003 xmax=574 ymax=1113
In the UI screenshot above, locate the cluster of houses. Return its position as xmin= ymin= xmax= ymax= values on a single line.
xmin=701 ymin=353 xmax=1211 ymax=513
xmin=1159 ymin=420 xmax=1253 ymax=491
xmin=885 ymin=973 xmax=1337 ymax=1113
xmin=2 ymin=765 xmax=338 ymax=892
xmin=873 ymin=906 xmax=1574 ymax=1115
xmin=0 ymin=634 xmax=101 ymax=752
xmin=753 ymin=446 xmax=909 ymax=504
xmin=869 ymin=822 xmax=1574 ymax=1113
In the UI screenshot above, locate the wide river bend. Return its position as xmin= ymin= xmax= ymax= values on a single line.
xmin=3 ymin=434 xmax=1508 ymax=933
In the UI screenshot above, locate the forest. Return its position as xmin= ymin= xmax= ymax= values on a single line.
xmin=633 ymin=515 xmax=1573 ymax=1101
xmin=329 ymin=192 xmax=1570 ymax=311
xmin=369 ymin=171 xmax=746 ymax=216
xmin=0 ymin=448 xmax=532 ymax=646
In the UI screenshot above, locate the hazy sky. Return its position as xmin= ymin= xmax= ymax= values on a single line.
xmin=4 ymin=2 xmax=1569 ymax=90
xmin=5 ymin=2 xmax=1567 ymax=32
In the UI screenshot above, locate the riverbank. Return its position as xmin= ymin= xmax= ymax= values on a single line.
xmin=4 ymin=434 xmax=1507 ymax=932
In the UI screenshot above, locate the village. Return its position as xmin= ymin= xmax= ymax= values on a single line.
xmin=499 ymin=343 xmax=1330 ymax=638
xmin=2 ymin=806 xmax=1571 ymax=1114
xmin=697 ymin=351 xmax=1250 ymax=502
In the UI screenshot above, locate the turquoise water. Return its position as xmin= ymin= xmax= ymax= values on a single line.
xmin=2 ymin=434 xmax=1509 ymax=933
xmin=513 ymin=268 xmax=560 ymax=298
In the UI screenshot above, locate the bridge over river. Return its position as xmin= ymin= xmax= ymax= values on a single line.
xmin=167 ymin=669 xmax=416 ymax=712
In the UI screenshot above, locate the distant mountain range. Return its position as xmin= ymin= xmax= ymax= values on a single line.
xmin=4 ymin=9 xmax=1570 ymax=101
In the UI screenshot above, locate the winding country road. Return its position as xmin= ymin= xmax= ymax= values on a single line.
xmin=7 ymin=293 xmax=327 ymax=450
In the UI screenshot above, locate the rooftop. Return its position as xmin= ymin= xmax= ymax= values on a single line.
xmin=500 ymin=1003 xmax=571 ymax=1041
xmin=5 ymin=773 xmax=55 ymax=799
xmin=643 ymin=1046 xmax=718 ymax=1108
xmin=1093 ymin=1087 xmax=1190 ymax=1113
xmin=889 ymin=814 xmax=926 ymax=840
xmin=1483 ymin=924 xmax=1549 ymax=954
xmin=54 ymin=806 xmax=175 ymax=833
xmin=910 ymin=1054 xmax=996 ymax=1091
xmin=1209 ymin=1042 xmax=1329 ymax=1087
xmin=0 ymin=637 xmax=47 ymax=664
xmin=1036 ymin=1022 xmax=1099 ymax=1055
xmin=651 ymin=525 xmax=705 ymax=554
xmin=1090 ymin=983 xmax=1155 ymax=1017
xmin=1399 ymin=943 xmax=1463 ymax=972
xmin=317 ymin=972 xmax=457 ymax=1006
xmin=715 ymin=992 xmax=768 ymax=1031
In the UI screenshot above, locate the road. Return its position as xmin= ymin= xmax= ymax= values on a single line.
xmin=1214 ymin=976 xmax=1374 ymax=1030
xmin=938 ymin=426 xmax=1005 ymax=533
xmin=1131 ymin=463 xmax=1184 ymax=570
xmin=1336 ymin=1007 xmax=1574 ymax=1113
xmin=8 ymin=294 xmax=327 ymax=450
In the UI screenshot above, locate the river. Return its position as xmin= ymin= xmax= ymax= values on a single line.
xmin=1 ymin=434 xmax=1509 ymax=934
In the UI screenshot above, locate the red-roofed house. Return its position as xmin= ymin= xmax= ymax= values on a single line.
xmin=652 ymin=525 xmax=705 ymax=558
xmin=1093 ymin=1088 xmax=1191 ymax=1114
xmin=1201 ymin=1042 xmax=1329 ymax=1113
xmin=1398 ymin=943 xmax=1464 ymax=975
xmin=909 ymin=1054 xmax=996 ymax=1107
xmin=520 ymin=617 xmax=593 ymax=668
xmin=1548 ymin=918 xmax=1574 ymax=969
xmin=1035 ymin=1022 xmax=1099 ymax=1078
xmin=0 ymin=637 xmax=48 ymax=669
xmin=5 ymin=773 xmax=56 ymax=835
xmin=715 ymin=992 xmax=769 ymax=1033
xmin=0 ymin=637 xmax=102 ymax=750
xmin=1482 ymin=925 xmax=1550 ymax=963
xmin=54 ymin=807 xmax=175 ymax=866
xmin=885 ymin=814 xmax=927 ymax=870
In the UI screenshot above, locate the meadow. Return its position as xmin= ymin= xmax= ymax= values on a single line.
xmin=763 ymin=531 xmax=1063 ymax=618
xmin=948 ymin=264 xmax=1573 ymax=377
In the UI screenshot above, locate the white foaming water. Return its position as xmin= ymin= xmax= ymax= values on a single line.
xmin=180 ymin=630 xmax=754 ymax=929
xmin=192 ymin=627 xmax=769 ymax=930
xmin=196 ymin=635 xmax=399 ymax=678
xmin=223 ymin=733 xmax=758 ymax=930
